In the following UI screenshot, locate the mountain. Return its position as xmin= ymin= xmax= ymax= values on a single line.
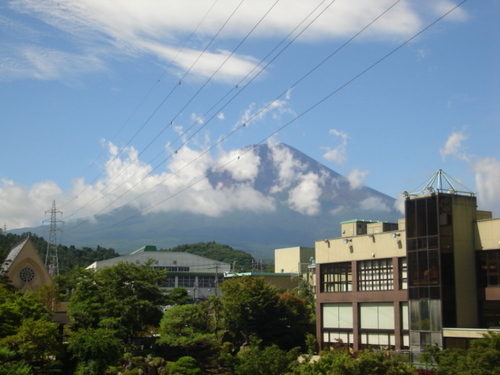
xmin=12 ymin=143 xmax=402 ymax=260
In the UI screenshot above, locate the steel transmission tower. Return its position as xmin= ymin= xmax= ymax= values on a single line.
xmin=43 ymin=200 xmax=64 ymax=276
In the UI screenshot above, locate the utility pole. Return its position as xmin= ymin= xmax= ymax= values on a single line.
xmin=43 ymin=200 xmax=63 ymax=276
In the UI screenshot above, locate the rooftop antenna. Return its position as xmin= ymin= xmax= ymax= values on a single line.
xmin=403 ymin=169 xmax=475 ymax=198
xmin=43 ymin=201 xmax=64 ymax=276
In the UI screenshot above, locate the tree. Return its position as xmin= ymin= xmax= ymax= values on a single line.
xmin=219 ymin=276 xmax=282 ymax=347
xmin=0 ymin=318 xmax=63 ymax=369
xmin=436 ymin=332 xmax=500 ymax=375
xmin=68 ymin=327 xmax=123 ymax=375
xmin=292 ymin=349 xmax=417 ymax=375
xmin=68 ymin=261 xmax=168 ymax=341
xmin=158 ymin=303 xmax=218 ymax=357
xmin=0 ymin=347 xmax=33 ymax=375
xmin=218 ymin=276 xmax=314 ymax=350
xmin=168 ymin=356 xmax=202 ymax=375
xmin=0 ymin=286 xmax=63 ymax=374
xmin=234 ymin=344 xmax=301 ymax=375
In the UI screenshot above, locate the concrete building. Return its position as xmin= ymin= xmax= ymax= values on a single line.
xmin=314 ymin=170 xmax=500 ymax=354
xmin=274 ymin=246 xmax=316 ymax=292
xmin=87 ymin=245 xmax=231 ymax=301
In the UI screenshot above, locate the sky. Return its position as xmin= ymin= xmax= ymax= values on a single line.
xmin=1 ymin=0 xmax=499 ymax=232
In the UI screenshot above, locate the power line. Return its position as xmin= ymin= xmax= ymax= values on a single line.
xmin=71 ymin=0 xmax=467 ymax=233
xmin=66 ymin=0 xmax=337 ymax=222
xmin=61 ymin=0 xmax=222 ymax=211
xmin=65 ymin=0 xmax=247 ymax=219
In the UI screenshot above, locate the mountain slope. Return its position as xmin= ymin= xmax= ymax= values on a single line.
xmin=12 ymin=143 xmax=402 ymax=260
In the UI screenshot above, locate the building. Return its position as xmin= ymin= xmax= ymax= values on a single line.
xmin=314 ymin=170 xmax=500 ymax=354
xmin=274 ymin=246 xmax=316 ymax=291
xmin=87 ymin=245 xmax=231 ymax=300
xmin=1 ymin=237 xmax=52 ymax=292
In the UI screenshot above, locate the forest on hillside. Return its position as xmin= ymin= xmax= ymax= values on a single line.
xmin=0 ymin=232 xmax=120 ymax=274
xmin=161 ymin=242 xmax=267 ymax=272
xmin=0 ymin=233 xmax=265 ymax=274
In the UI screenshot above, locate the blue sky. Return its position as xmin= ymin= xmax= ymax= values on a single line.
xmin=1 ymin=0 xmax=499 ymax=231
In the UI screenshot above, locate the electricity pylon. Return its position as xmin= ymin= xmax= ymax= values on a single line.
xmin=43 ymin=200 xmax=64 ymax=276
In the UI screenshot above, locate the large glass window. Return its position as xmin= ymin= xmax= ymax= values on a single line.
xmin=360 ymin=303 xmax=395 ymax=330
xmin=409 ymin=300 xmax=441 ymax=331
xmin=321 ymin=262 xmax=352 ymax=292
xmin=358 ymin=259 xmax=394 ymax=291
xmin=478 ymin=250 xmax=500 ymax=287
xmin=323 ymin=303 xmax=353 ymax=328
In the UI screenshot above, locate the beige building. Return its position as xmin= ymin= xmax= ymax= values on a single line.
xmin=311 ymin=170 xmax=500 ymax=355
xmin=1 ymin=237 xmax=52 ymax=292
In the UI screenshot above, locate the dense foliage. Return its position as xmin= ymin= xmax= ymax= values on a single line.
xmin=0 ymin=232 xmax=119 ymax=275
xmin=162 ymin=242 xmax=256 ymax=272
xmin=421 ymin=332 xmax=500 ymax=375
xmin=0 ymin=284 xmax=63 ymax=374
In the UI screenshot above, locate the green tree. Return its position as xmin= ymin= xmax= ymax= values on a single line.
xmin=0 ymin=318 xmax=63 ymax=370
xmin=219 ymin=276 xmax=314 ymax=350
xmin=0 ymin=347 xmax=33 ymax=375
xmin=68 ymin=327 xmax=123 ymax=375
xmin=436 ymin=332 xmax=500 ymax=375
xmin=165 ymin=287 xmax=192 ymax=305
xmin=158 ymin=303 xmax=218 ymax=357
xmin=293 ymin=349 xmax=417 ymax=375
xmin=68 ymin=261 xmax=168 ymax=341
xmin=0 ymin=286 xmax=51 ymax=338
xmin=219 ymin=276 xmax=282 ymax=347
xmin=168 ymin=356 xmax=202 ymax=375
xmin=0 ymin=286 xmax=63 ymax=374
xmin=234 ymin=344 xmax=301 ymax=375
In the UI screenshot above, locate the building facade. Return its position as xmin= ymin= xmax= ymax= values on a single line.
xmin=314 ymin=175 xmax=500 ymax=354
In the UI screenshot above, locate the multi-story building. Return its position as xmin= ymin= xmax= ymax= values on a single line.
xmin=87 ymin=245 xmax=231 ymax=301
xmin=314 ymin=170 xmax=500 ymax=354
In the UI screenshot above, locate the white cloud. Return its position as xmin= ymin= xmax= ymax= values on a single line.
xmin=348 ymin=169 xmax=369 ymax=190
xmin=394 ymin=195 xmax=405 ymax=215
xmin=0 ymin=179 xmax=62 ymax=229
xmin=440 ymin=129 xmax=469 ymax=161
xmin=439 ymin=129 xmax=500 ymax=216
xmin=473 ymin=157 xmax=500 ymax=215
xmin=359 ymin=196 xmax=391 ymax=212
xmin=269 ymin=142 xmax=306 ymax=193
xmin=218 ymin=148 xmax=261 ymax=182
xmin=288 ymin=172 xmax=323 ymax=216
xmin=235 ymin=98 xmax=293 ymax=130
xmin=322 ymin=129 xmax=348 ymax=165
xmin=4 ymin=0 xmax=467 ymax=82
xmin=0 ymin=142 xmax=280 ymax=229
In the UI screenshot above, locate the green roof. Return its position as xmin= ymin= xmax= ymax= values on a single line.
xmin=340 ymin=219 xmax=380 ymax=224
xmin=131 ymin=245 xmax=158 ymax=254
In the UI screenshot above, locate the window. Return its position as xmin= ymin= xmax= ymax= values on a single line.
xmin=321 ymin=262 xmax=352 ymax=292
xmin=198 ymin=276 xmax=214 ymax=288
xmin=399 ymin=258 xmax=408 ymax=289
xmin=164 ymin=277 xmax=175 ymax=287
xmin=19 ymin=266 xmax=35 ymax=283
xmin=358 ymin=259 xmax=393 ymax=291
xmin=360 ymin=303 xmax=394 ymax=330
xmin=478 ymin=250 xmax=500 ymax=287
xmin=323 ymin=303 xmax=353 ymax=328
xmin=177 ymin=276 xmax=195 ymax=287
